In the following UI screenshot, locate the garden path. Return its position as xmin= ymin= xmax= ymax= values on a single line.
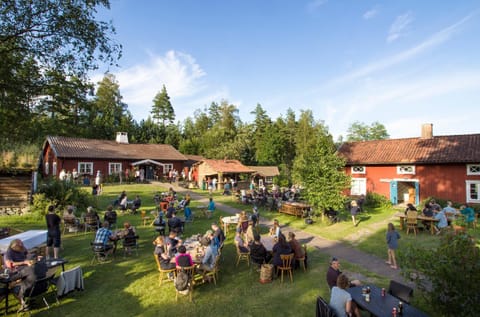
xmin=159 ymin=182 xmax=410 ymax=286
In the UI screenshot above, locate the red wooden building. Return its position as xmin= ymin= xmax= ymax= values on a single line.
xmin=337 ymin=124 xmax=480 ymax=206
xmin=41 ymin=133 xmax=187 ymax=181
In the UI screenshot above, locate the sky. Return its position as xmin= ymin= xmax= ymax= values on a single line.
xmin=94 ymin=0 xmax=480 ymax=140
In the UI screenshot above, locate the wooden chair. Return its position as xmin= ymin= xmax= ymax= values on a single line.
xmin=141 ymin=210 xmax=151 ymax=227
xmin=235 ymin=244 xmax=250 ymax=267
xmin=296 ymin=244 xmax=307 ymax=272
xmin=175 ymin=265 xmax=196 ymax=302
xmin=154 ymin=254 xmax=176 ymax=286
xmin=406 ymin=210 xmax=418 ymax=235
xmin=204 ymin=255 xmax=220 ymax=286
xmin=278 ymin=253 xmax=294 ymax=283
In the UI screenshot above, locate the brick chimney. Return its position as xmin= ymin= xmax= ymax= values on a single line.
xmin=420 ymin=123 xmax=433 ymax=139
xmin=116 ymin=132 xmax=129 ymax=144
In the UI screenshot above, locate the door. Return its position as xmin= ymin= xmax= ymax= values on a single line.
xmin=390 ymin=181 xmax=398 ymax=205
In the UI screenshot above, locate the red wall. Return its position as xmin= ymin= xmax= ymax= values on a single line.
xmin=346 ymin=164 xmax=480 ymax=204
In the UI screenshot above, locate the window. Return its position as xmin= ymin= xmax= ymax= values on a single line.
xmin=397 ymin=165 xmax=415 ymax=175
xmin=467 ymin=164 xmax=480 ymax=175
xmin=466 ymin=181 xmax=480 ymax=203
xmin=52 ymin=162 xmax=57 ymax=176
xmin=44 ymin=162 xmax=49 ymax=175
xmin=109 ymin=163 xmax=122 ymax=175
xmin=265 ymin=176 xmax=274 ymax=183
xmin=351 ymin=166 xmax=366 ymax=174
xmin=78 ymin=162 xmax=93 ymax=175
xmin=164 ymin=164 xmax=173 ymax=173
xmin=351 ymin=178 xmax=366 ymax=196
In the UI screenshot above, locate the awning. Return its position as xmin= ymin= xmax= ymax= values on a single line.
xmin=131 ymin=159 xmax=165 ymax=166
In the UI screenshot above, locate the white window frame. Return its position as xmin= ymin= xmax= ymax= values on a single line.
xmin=351 ymin=178 xmax=367 ymax=196
xmin=164 ymin=163 xmax=173 ymax=173
xmin=466 ymin=180 xmax=480 ymax=204
xmin=109 ymin=163 xmax=122 ymax=175
xmin=467 ymin=164 xmax=480 ymax=175
xmin=44 ymin=162 xmax=49 ymax=175
xmin=78 ymin=162 xmax=93 ymax=175
xmin=351 ymin=166 xmax=366 ymax=174
xmin=265 ymin=176 xmax=274 ymax=183
xmin=397 ymin=165 xmax=415 ymax=175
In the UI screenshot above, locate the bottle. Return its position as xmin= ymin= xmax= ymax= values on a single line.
xmin=398 ymin=301 xmax=403 ymax=315
xmin=365 ymin=293 xmax=370 ymax=302
xmin=392 ymin=307 xmax=397 ymax=316
xmin=382 ymin=288 xmax=386 ymax=296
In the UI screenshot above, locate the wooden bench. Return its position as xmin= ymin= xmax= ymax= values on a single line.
xmin=279 ymin=204 xmax=304 ymax=217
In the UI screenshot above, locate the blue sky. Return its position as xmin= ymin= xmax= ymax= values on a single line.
xmin=94 ymin=0 xmax=480 ymax=140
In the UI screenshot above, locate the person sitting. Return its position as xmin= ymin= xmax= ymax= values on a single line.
xmin=330 ymin=274 xmax=361 ymax=317
xmin=249 ymin=233 xmax=271 ymax=265
xmin=223 ymin=182 xmax=231 ymax=195
xmin=131 ymin=195 xmax=142 ymax=214
xmin=442 ymin=200 xmax=459 ymax=223
xmin=63 ymin=205 xmax=80 ymax=226
xmin=433 ymin=208 xmax=448 ymax=234
xmin=288 ymin=232 xmax=306 ymax=269
xmin=119 ymin=193 xmax=128 ymax=212
xmin=113 ymin=191 xmax=126 ymax=208
xmin=153 ymin=235 xmax=176 ymax=273
xmin=165 ymin=231 xmax=182 ymax=257
xmin=168 ymin=213 xmax=183 ymax=234
xmin=404 ymin=203 xmax=417 ymax=214
xmin=175 ymin=245 xmax=193 ymax=268
xmin=104 ymin=205 xmax=117 ymax=228
xmin=166 ymin=202 xmax=176 ymax=219
xmin=93 ymin=221 xmax=118 ymax=255
xmin=197 ymin=236 xmax=217 ymax=281
xmin=211 ymin=222 xmax=225 ymax=249
xmin=234 ymin=231 xmax=249 ymax=253
xmin=206 ymin=197 xmax=215 ymax=219
xmin=324 ymin=207 xmax=339 ymax=223
xmin=269 ymin=219 xmax=281 ymax=238
xmin=460 ymin=204 xmax=476 ymax=226
xmin=421 ymin=202 xmax=434 ymax=230
xmin=85 ymin=206 xmax=100 ymax=229
xmin=326 ymin=257 xmax=361 ymax=289
xmin=272 ymin=233 xmax=292 ymax=275
xmin=118 ymin=222 xmax=136 ymax=239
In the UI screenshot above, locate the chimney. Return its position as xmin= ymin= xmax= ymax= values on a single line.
xmin=420 ymin=123 xmax=433 ymax=139
xmin=116 ymin=132 xmax=129 ymax=144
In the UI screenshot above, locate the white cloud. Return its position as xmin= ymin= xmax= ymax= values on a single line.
xmin=307 ymin=0 xmax=328 ymax=13
xmin=387 ymin=11 xmax=414 ymax=43
xmin=327 ymin=13 xmax=472 ymax=86
xmin=363 ymin=7 xmax=379 ymax=20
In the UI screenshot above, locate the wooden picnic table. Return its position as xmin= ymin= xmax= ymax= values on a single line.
xmin=279 ymin=201 xmax=310 ymax=218
xmin=394 ymin=212 xmax=439 ymax=235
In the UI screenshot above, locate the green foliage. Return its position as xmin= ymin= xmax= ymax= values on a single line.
xmin=365 ymin=192 xmax=392 ymax=208
xmin=399 ymin=231 xmax=480 ymax=317
xmin=346 ymin=121 xmax=390 ymax=141
xmin=31 ymin=193 xmax=54 ymax=218
xmin=35 ymin=179 xmax=94 ymax=213
xmin=151 ymin=85 xmax=175 ymax=127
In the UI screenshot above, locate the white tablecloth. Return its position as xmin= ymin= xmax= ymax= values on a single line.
xmin=0 ymin=229 xmax=48 ymax=253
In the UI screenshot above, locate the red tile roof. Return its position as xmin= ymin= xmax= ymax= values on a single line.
xmin=47 ymin=136 xmax=187 ymax=161
xmin=200 ymin=159 xmax=254 ymax=173
xmin=337 ymin=134 xmax=480 ymax=165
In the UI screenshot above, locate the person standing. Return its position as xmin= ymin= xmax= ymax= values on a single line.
xmin=45 ymin=205 xmax=61 ymax=259
xmin=206 ymin=197 xmax=215 ymax=219
xmin=350 ymin=200 xmax=360 ymax=226
xmin=386 ymin=223 xmax=400 ymax=269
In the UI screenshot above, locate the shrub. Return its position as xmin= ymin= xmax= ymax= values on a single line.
xmin=399 ymin=231 xmax=480 ymax=316
xmin=364 ymin=192 xmax=391 ymax=209
xmin=30 ymin=193 xmax=55 ymax=218
xmin=34 ymin=179 xmax=95 ymax=213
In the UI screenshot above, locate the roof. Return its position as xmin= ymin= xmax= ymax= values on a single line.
xmin=184 ymin=154 xmax=205 ymax=162
xmin=248 ymin=166 xmax=280 ymax=177
xmin=337 ymin=134 xmax=480 ymax=165
xmin=197 ymin=159 xmax=254 ymax=174
xmin=46 ymin=136 xmax=187 ymax=161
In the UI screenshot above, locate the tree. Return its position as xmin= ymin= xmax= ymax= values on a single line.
xmin=0 ymin=0 xmax=120 ymax=143
xmin=293 ymin=112 xmax=349 ymax=211
xmin=346 ymin=121 xmax=389 ymax=141
xmin=151 ymin=85 xmax=175 ymax=127
xmin=399 ymin=232 xmax=480 ymax=316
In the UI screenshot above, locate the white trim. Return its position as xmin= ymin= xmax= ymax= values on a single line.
xmin=108 ymin=162 xmax=122 ymax=175
xmin=351 ymin=178 xmax=367 ymax=195
xmin=466 ymin=164 xmax=480 ymax=175
xmin=131 ymin=159 xmax=165 ymax=166
xmin=351 ymin=166 xmax=366 ymax=174
xmin=78 ymin=162 xmax=93 ymax=175
xmin=397 ymin=165 xmax=415 ymax=175
xmin=466 ymin=180 xmax=480 ymax=204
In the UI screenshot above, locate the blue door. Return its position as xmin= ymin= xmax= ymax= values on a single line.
xmin=415 ymin=182 xmax=420 ymax=205
xmin=390 ymin=181 xmax=398 ymax=205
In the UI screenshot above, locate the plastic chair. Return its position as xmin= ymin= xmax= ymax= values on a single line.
xmin=278 ymin=253 xmax=294 ymax=283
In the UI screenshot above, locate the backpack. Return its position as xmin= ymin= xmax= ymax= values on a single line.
xmin=174 ymin=269 xmax=190 ymax=292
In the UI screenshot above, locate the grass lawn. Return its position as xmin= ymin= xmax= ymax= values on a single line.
xmin=3 ymin=183 xmax=474 ymax=316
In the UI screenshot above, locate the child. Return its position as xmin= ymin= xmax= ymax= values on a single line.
xmin=206 ymin=197 xmax=215 ymax=219
xmin=386 ymin=223 xmax=400 ymax=269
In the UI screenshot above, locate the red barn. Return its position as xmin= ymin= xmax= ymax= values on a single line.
xmin=337 ymin=124 xmax=480 ymax=206
xmin=41 ymin=133 xmax=187 ymax=182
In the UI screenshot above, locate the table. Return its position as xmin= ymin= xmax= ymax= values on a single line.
xmin=0 ymin=230 xmax=48 ymax=253
xmin=170 ymin=237 xmax=204 ymax=264
xmin=279 ymin=202 xmax=310 ymax=218
xmin=261 ymin=235 xmax=276 ymax=252
xmin=347 ymin=285 xmax=429 ymax=317
xmin=394 ymin=212 xmax=439 ymax=235
xmin=221 ymin=216 xmax=239 ymax=233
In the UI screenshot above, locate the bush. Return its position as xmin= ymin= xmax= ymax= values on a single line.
xmin=399 ymin=231 xmax=480 ymax=316
xmin=30 ymin=193 xmax=55 ymax=218
xmin=34 ymin=179 xmax=95 ymax=213
xmin=364 ymin=192 xmax=391 ymax=209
